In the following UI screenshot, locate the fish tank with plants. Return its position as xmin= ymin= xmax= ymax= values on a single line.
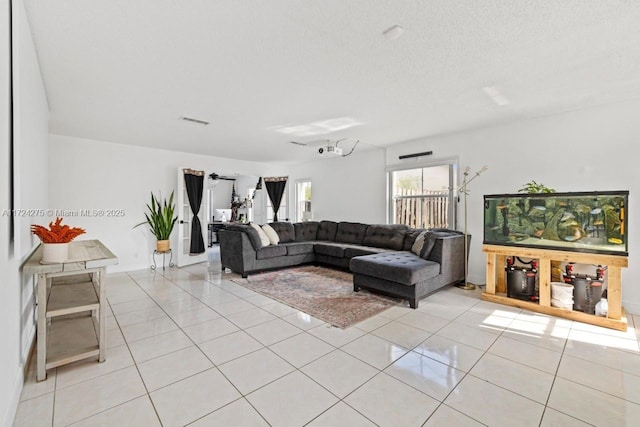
xmin=483 ymin=191 xmax=628 ymax=256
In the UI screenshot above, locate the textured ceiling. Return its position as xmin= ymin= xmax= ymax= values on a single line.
xmin=22 ymin=0 xmax=640 ymax=164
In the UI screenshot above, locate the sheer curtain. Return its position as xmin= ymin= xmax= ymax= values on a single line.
xmin=264 ymin=177 xmax=288 ymax=222
xmin=183 ymin=169 xmax=205 ymax=254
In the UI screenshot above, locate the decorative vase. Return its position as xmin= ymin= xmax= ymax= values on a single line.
xmin=41 ymin=242 xmax=70 ymax=264
xmin=156 ymin=240 xmax=170 ymax=252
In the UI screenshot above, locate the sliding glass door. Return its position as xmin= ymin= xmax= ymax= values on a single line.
xmin=389 ymin=161 xmax=457 ymax=229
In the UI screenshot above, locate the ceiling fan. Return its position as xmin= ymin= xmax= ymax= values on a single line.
xmin=208 ymin=172 xmax=236 ymax=181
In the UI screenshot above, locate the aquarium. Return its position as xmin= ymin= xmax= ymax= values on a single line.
xmin=484 ymin=191 xmax=628 ymax=256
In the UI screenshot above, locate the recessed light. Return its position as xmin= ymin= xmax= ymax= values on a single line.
xmin=179 ymin=116 xmax=210 ymax=126
xmin=383 ymin=25 xmax=405 ymax=41
xmin=272 ymin=117 xmax=362 ymax=137
xmin=482 ymin=86 xmax=510 ymax=106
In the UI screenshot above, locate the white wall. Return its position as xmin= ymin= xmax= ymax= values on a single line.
xmin=0 ymin=4 xmax=13 ymax=426
xmin=287 ymin=147 xmax=387 ymax=224
xmin=1 ymin=1 xmax=49 ymax=426
xmin=286 ymin=99 xmax=639 ymax=313
xmin=387 ymin=99 xmax=639 ymax=314
xmin=48 ymin=135 xmax=285 ymax=272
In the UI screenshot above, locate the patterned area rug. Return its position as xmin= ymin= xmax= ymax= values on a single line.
xmin=228 ymin=265 xmax=400 ymax=329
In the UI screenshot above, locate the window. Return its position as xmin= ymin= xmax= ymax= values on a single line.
xmin=389 ymin=162 xmax=457 ymax=229
xmin=295 ymin=180 xmax=312 ymax=222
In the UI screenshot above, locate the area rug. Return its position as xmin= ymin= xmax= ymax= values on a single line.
xmin=227 ymin=265 xmax=400 ymax=329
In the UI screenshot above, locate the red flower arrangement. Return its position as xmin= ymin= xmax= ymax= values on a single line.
xmin=31 ymin=217 xmax=86 ymax=243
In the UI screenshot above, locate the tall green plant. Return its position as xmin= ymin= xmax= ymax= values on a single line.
xmin=134 ymin=191 xmax=178 ymax=240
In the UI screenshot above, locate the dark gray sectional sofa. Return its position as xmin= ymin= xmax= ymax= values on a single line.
xmin=218 ymin=221 xmax=467 ymax=308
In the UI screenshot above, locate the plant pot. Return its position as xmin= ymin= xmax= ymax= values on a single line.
xmin=41 ymin=242 xmax=70 ymax=264
xmin=156 ymin=240 xmax=170 ymax=252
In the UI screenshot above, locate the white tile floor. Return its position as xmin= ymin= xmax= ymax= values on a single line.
xmin=13 ymin=259 xmax=640 ymax=426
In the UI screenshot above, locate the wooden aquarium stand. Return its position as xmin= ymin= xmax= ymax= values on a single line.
xmin=482 ymin=244 xmax=628 ymax=331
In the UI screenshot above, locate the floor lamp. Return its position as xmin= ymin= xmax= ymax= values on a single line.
xmin=457 ymin=165 xmax=488 ymax=290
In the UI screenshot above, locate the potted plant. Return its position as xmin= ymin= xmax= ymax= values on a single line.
xmin=31 ymin=217 xmax=86 ymax=263
xmin=518 ymin=180 xmax=556 ymax=194
xmin=519 ymin=180 xmax=556 ymax=211
xmin=134 ymin=191 xmax=178 ymax=252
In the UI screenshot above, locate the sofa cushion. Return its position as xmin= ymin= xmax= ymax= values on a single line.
xmin=317 ymin=221 xmax=338 ymax=241
xmin=411 ymin=230 xmax=428 ymax=256
xmin=294 ymin=221 xmax=319 ymax=241
xmin=350 ymin=252 xmax=440 ymax=286
xmin=335 ymin=222 xmax=368 ymax=245
xmin=256 ymin=245 xmax=287 ymax=259
xmin=261 ymin=224 xmax=280 ymax=245
xmin=403 ymin=228 xmax=426 ymax=252
xmin=225 ymin=223 xmax=263 ymax=250
xmin=344 ymin=246 xmax=392 ymax=258
xmin=363 ymin=224 xmax=409 ymax=250
xmin=269 ymin=222 xmax=295 ymax=243
xmin=314 ymin=242 xmax=345 ymax=258
xmin=250 ymin=222 xmax=271 ymax=247
xmin=284 ymin=242 xmax=315 ymax=256
xmin=424 ymin=229 xmax=465 ymax=262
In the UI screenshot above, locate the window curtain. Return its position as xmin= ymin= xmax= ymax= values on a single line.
xmin=183 ymin=169 xmax=205 ymax=254
xmin=264 ymin=177 xmax=288 ymax=221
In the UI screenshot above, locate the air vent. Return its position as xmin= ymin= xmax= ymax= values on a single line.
xmin=399 ymin=151 xmax=433 ymax=160
xmin=180 ymin=116 xmax=210 ymax=126
xmin=383 ymin=25 xmax=405 ymax=41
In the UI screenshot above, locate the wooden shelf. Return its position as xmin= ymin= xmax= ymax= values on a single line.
xmin=46 ymin=315 xmax=99 ymax=369
xmin=482 ymin=292 xmax=628 ymax=331
xmin=51 ymin=273 xmax=92 ymax=285
xmin=47 ymin=281 xmax=99 ymax=318
xmin=483 ymin=244 xmax=628 ymax=331
xmin=23 ymin=240 xmax=118 ymax=381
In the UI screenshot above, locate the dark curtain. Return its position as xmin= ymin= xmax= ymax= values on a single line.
xmin=265 ymin=178 xmax=287 ymax=221
xmin=184 ymin=171 xmax=205 ymax=254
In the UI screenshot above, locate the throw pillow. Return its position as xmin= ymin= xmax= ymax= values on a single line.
xmin=411 ymin=230 xmax=428 ymax=256
xmin=250 ymin=222 xmax=271 ymax=247
xmin=261 ymin=224 xmax=280 ymax=245
xmin=420 ymin=231 xmax=438 ymax=259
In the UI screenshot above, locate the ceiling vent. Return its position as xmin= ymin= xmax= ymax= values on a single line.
xmin=180 ymin=116 xmax=210 ymax=126
xmin=383 ymin=25 xmax=405 ymax=41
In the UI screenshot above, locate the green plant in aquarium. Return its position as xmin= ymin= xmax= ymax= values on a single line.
xmin=518 ymin=180 xmax=556 ymax=194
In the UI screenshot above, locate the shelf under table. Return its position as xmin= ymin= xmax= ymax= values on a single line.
xmin=47 ymin=280 xmax=99 ymax=318
xmin=46 ymin=315 xmax=99 ymax=369
xmin=482 ymin=292 xmax=628 ymax=331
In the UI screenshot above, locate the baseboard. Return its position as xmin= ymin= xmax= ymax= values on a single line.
xmin=466 ymin=273 xmax=485 ymax=287
xmin=623 ymin=301 xmax=640 ymax=316
xmin=2 ymin=325 xmax=35 ymax=427
xmin=1 ymin=365 xmax=24 ymax=427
